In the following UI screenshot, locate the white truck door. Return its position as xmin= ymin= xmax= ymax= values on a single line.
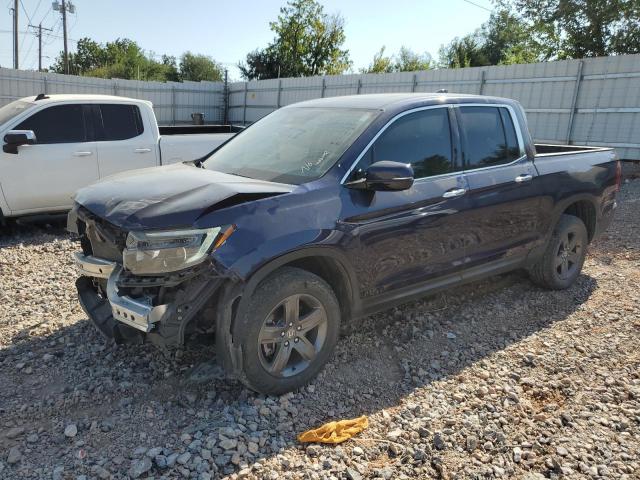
xmin=0 ymin=103 xmax=98 ymax=213
xmin=93 ymin=103 xmax=158 ymax=177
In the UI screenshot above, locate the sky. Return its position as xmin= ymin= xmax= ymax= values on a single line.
xmin=0 ymin=0 xmax=492 ymax=81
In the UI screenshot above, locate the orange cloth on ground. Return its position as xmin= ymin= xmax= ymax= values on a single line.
xmin=297 ymin=415 xmax=369 ymax=444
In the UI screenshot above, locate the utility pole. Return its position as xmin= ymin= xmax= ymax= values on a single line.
xmin=61 ymin=0 xmax=68 ymax=74
xmin=53 ymin=1 xmax=75 ymax=74
xmin=12 ymin=0 xmax=18 ymax=69
xmin=29 ymin=24 xmax=54 ymax=72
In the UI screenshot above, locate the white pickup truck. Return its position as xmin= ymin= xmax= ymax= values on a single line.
xmin=0 ymin=94 xmax=240 ymax=220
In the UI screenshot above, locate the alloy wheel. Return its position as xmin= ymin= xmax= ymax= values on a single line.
xmin=555 ymin=230 xmax=582 ymax=280
xmin=257 ymin=293 xmax=328 ymax=377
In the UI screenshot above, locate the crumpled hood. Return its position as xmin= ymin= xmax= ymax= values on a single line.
xmin=74 ymin=163 xmax=293 ymax=230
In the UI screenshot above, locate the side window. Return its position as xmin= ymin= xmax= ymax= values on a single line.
xmin=15 ymin=104 xmax=86 ymax=144
xmin=353 ymin=108 xmax=456 ymax=180
xmin=97 ymin=104 xmax=144 ymax=141
xmin=458 ymin=106 xmax=521 ymax=169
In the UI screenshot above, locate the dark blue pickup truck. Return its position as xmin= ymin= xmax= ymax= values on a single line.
xmin=68 ymin=93 xmax=620 ymax=394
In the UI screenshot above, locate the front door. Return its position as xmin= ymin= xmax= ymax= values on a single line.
xmin=341 ymin=106 xmax=472 ymax=304
xmin=0 ymin=103 xmax=98 ymax=213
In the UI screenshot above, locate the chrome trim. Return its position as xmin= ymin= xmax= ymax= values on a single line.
xmin=460 ymin=154 xmax=529 ymax=175
xmin=515 ymin=174 xmax=533 ymax=183
xmin=340 ymin=102 xmax=527 ymax=184
xmin=73 ymin=252 xmax=116 ymax=279
xmin=442 ymin=188 xmax=467 ymax=198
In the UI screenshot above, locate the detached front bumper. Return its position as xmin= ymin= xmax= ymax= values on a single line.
xmin=73 ymin=252 xmax=224 ymax=348
xmin=73 ymin=252 xmax=169 ymax=333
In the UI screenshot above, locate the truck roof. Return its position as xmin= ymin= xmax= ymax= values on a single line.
xmin=287 ymin=93 xmax=517 ymax=110
xmin=18 ymin=94 xmax=153 ymax=107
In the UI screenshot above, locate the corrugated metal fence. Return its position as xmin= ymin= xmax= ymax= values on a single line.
xmin=1 ymin=55 xmax=639 ymax=159
xmin=228 ymin=54 xmax=640 ymax=160
xmin=0 ymin=67 xmax=225 ymax=124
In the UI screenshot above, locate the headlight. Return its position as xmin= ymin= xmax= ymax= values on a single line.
xmin=123 ymin=226 xmax=235 ymax=275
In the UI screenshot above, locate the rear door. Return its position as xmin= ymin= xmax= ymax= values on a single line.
xmin=0 ymin=103 xmax=98 ymax=213
xmin=456 ymin=104 xmax=543 ymax=269
xmin=92 ymin=103 xmax=158 ymax=177
xmin=342 ymin=106 xmax=472 ymax=301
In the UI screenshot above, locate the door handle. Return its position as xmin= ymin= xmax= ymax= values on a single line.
xmin=134 ymin=148 xmax=152 ymax=153
xmin=73 ymin=151 xmax=93 ymax=157
xmin=515 ymin=174 xmax=533 ymax=183
xmin=442 ymin=187 xmax=467 ymax=198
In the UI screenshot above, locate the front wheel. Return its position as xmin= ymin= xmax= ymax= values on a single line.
xmin=236 ymin=267 xmax=341 ymax=395
xmin=528 ymin=214 xmax=588 ymax=290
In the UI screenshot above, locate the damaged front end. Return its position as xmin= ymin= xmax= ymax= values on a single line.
xmin=68 ymin=205 xmax=236 ymax=353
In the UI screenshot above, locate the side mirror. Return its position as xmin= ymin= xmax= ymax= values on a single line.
xmin=346 ymin=161 xmax=414 ymax=191
xmin=3 ymin=130 xmax=37 ymax=154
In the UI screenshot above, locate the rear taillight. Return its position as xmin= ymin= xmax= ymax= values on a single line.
xmin=615 ymin=160 xmax=622 ymax=191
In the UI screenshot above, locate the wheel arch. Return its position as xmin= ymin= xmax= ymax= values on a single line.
xmin=216 ymin=247 xmax=361 ymax=378
xmin=549 ymin=193 xmax=600 ymax=243
xmin=241 ymin=247 xmax=361 ymax=323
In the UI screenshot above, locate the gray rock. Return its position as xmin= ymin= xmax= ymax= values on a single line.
xmin=5 ymin=427 xmax=24 ymax=439
xmin=154 ymin=455 xmax=168 ymax=468
xmin=7 ymin=446 xmax=21 ymax=465
xmin=129 ymin=457 xmax=152 ymax=478
xmin=219 ymin=438 xmax=238 ymax=450
xmin=64 ymin=424 xmax=78 ymax=438
xmin=90 ymin=465 xmax=111 ymax=480
xmin=176 ymin=451 xmax=192 ymax=465
xmin=346 ymin=467 xmax=363 ymax=480
xmin=146 ymin=446 xmax=163 ymax=458
xmin=52 ymin=465 xmax=64 ymax=480
xmin=166 ymin=452 xmax=179 ymax=467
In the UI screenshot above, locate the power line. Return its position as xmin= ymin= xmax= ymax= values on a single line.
xmin=461 ymin=0 xmax=493 ymax=12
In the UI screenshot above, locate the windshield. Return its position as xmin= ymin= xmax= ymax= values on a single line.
xmin=204 ymin=107 xmax=378 ymax=184
xmin=0 ymin=100 xmax=35 ymax=126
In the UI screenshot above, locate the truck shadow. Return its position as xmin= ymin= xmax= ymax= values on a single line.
xmin=0 ymin=256 xmax=597 ymax=477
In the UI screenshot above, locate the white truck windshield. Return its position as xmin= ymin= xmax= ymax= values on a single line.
xmin=0 ymin=100 xmax=35 ymax=126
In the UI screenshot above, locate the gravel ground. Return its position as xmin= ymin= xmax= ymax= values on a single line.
xmin=0 ymin=180 xmax=638 ymax=480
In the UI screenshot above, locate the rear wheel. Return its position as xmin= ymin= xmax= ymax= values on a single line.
xmin=529 ymin=214 xmax=588 ymax=290
xmin=236 ymin=267 xmax=340 ymax=395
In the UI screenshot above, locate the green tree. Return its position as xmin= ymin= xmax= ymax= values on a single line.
xmin=394 ymin=46 xmax=432 ymax=71
xmin=239 ymin=0 xmax=351 ymax=79
xmin=480 ymin=10 xmax=541 ymax=64
xmin=438 ymin=10 xmax=539 ymax=68
xmin=361 ymin=46 xmax=432 ymax=73
xmin=360 ymin=46 xmax=394 ymax=74
xmin=438 ymin=35 xmax=488 ymax=68
xmin=179 ymin=52 xmax=224 ymax=82
xmin=500 ymin=0 xmax=640 ymax=59
xmin=51 ymin=39 xmax=221 ymax=82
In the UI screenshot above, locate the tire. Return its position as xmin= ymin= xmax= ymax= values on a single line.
xmin=236 ymin=267 xmax=341 ymax=395
xmin=528 ymin=214 xmax=588 ymax=290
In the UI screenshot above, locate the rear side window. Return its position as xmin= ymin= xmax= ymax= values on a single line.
xmin=15 ymin=104 xmax=86 ymax=144
xmin=357 ymin=108 xmax=456 ymax=179
xmin=458 ymin=106 xmax=521 ymax=169
xmin=97 ymin=104 xmax=144 ymax=141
